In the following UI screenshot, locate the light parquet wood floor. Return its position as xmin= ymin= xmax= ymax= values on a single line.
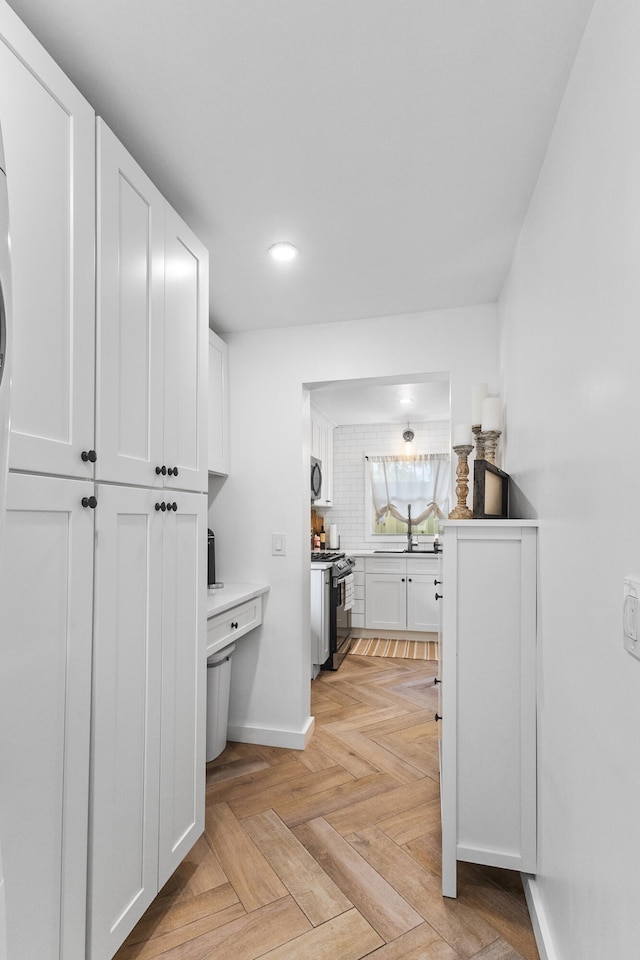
xmin=115 ymin=654 xmax=540 ymax=960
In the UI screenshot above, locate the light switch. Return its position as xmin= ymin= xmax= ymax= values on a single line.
xmin=623 ymin=577 xmax=640 ymax=659
xmin=272 ymin=533 xmax=286 ymax=556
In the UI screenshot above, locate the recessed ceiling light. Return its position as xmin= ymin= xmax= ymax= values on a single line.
xmin=268 ymin=242 xmax=299 ymax=262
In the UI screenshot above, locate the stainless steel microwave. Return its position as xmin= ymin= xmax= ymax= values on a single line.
xmin=310 ymin=456 xmax=322 ymax=501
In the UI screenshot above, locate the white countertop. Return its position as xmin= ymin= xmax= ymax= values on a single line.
xmin=207 ymin=582 xmax=270 ymax=618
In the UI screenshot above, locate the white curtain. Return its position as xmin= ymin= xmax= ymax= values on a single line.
xmin=368 ymin=454 xmax=450 ymax=527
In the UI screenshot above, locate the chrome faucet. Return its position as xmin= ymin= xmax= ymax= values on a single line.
xmin=407 ymin=503 xmax=414 ymax=552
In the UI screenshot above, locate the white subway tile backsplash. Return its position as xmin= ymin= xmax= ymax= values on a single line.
xmin=321 ymin=420 xmax=449 ymax=552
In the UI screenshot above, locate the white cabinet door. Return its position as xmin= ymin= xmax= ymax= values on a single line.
xmin=89 ymin=484 xmax=164 ymax=960
xmin=95 ymin=119 xmax=165 ymax=488
xmin=163 ymin=207 xmax=208 ymax=493
xmin=208 ymin=329 xmax=229 ymax=475
xmin=0 ymin=473 xmax=94 ymax=960
xmin=440 ymin=522 xmax=537 ymax=897
xmin=365 ymin=573 xmax=407 ymax=630
xmin=158 ymin=490 xmax=206 ymax=885
xmin=406 ymin=574 xmax=439 ymax=631
xmin=0 ymin=9 xmax=95 ymax=479
xmin=309 ymin=404 xmax=333 ymax=507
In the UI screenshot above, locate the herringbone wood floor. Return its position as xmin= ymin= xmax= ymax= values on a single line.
xmin=115 ymin=654 xmax=540 ymax=960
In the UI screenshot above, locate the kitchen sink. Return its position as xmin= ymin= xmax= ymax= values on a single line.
xmin=373 ymin=548 xmax=438 ymax=554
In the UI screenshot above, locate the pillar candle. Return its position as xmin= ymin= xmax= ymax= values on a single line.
xmin=481 ymin=396 xmax=501 ymax=432
xmin=452 ymin=423 xmax=471 ymax=447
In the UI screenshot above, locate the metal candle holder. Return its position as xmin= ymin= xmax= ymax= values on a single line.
xmin=449 ymin=444 xmax=473 ymax=520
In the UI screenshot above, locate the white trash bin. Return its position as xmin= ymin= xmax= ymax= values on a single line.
xmin=206 ymin=642 xmax=235 ymax=762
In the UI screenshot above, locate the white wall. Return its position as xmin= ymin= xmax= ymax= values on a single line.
xmin=499 ymin=1 xmax=640 ymax=955
xmin=209 ymin=304 xmax=497 ymax=747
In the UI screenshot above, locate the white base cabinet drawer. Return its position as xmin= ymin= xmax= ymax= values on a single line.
xmin=207 ymin=596 xmax=263 ymax=655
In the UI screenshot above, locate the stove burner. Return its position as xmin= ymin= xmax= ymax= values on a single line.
xmin=311 ymin=551 xmax=344 ymax=562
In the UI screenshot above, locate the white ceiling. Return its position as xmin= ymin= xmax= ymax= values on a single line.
xmin=6 ymin=1 xmax=594 ymax=337
xmin=309 ymin=374 xmax=450 ymax=426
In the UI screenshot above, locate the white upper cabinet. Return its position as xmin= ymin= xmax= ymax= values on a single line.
xmin=0 ymin=5 xmax=95 ymax=479
xmin=163 ymin=207 xmax=208 ymax=493
xmin=310 ymin=402 xmax=333 ymax=507
xmin=208 ymin=328 xmax=229 ymax=475
xmin=95 ymin=119 xmax=165 ymax=488
xmin=95 ymin=119 xmax=208 ymax=493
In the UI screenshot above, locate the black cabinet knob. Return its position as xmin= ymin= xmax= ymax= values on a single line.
xmin=167 ymin=466 xmax=175 ymax=476
xmin=408 ymin=577 xmax=412 ymax=583
xmin=170 ymin=502 xmax=178 ymax=511
xmin=434 ymin=579 xmax=442 ymax=586
xmin=434 ymin=677 xmax=441 ymax=685
xmin=435 ymin=713 xmax=442 ymax=722
xmin=155 ymin=465 xmax=167 ymax=476
xmin=231 ymin=621 xmax=239 ymax=629
xmin=81 ymin=449 xmax=97 ymax=463
xmin=81 ymin=496 xmax=97 ymax=509
xmin=435 ymin=592 xmax=443 ymax=601
xmin=401 ymin=577 xmax=405 ymax=582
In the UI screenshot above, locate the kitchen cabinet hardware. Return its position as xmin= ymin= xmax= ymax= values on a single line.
xmin=155 ymin=465 xmax=167 ymax=475
xmin=408 ymin=577 xmax=412 ymax=582
xmin=81 ymin=449 xmax=97 ymax=462
xmin=435 ymin=713 xmax=442 ymax=722
xmin=167 ymin=466 xmax=179 ymax=476
xmin=434 ymin=677 xmax=441 ymax=684
xmin=435 ymin=592 xmax=443 ymax=600
xmin=169 ymin=502 xmax=177 ymax=511
xmin=434 ymin=578 xmax=442 ymax=585
xmin=231 ymin=621 xmax=239 ymax=629
xmin=81 ymin=495 xmax=98 ymax=509
xmin=155 ymin=501 xmax=167 ymax=512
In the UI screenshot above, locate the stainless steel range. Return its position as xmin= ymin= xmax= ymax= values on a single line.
xmin=310 ymin=551 xmax=356 ymax=671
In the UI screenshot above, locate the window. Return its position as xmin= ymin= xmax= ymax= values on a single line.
xmin=365 ymin=454 xmax=450 ymax=539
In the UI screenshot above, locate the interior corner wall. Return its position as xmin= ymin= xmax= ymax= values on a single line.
xmin=209 ymin=304 xmax=498 ymax=748
xmin=498 ymin=1 xmax=640 ymax=955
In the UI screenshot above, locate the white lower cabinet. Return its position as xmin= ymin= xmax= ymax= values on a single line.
xmin=440 ymin=521 xmax=537 ymax=897
xmin=0 ymin=473 xmax=94 ymax=960
xmin=88 ymin=484 xmax=206 ymax=960
xmin=364 ymin=556 xmax=439 ymax=632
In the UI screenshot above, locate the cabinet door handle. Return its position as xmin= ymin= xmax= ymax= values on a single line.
xmin=231 ymin=621 xmax=239 ymax=629
xmin=434 ymin=579 xmax=442 ymax=586
xmin=81 ymin=449 xmax=97 ymax=463
xmin=434 ymin=677 xmax=441 ymax=685
xmin=435 ymin=592 xmax=443 ymax=601
xmin=435 ymin=713 xmax=442 ymax=722
xmin=169 ymin=502 xmax=178 ymax=511
xmin=167 ymin=466 xmax=179 ymax=477
xmin=155 ymin=465 xmax=167 ymax=476
xmin=81 ymin=496 xmax=97 ymax=509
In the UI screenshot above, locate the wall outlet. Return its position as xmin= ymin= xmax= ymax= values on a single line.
xmin=623 ymin=577 xmax=640 ymax=660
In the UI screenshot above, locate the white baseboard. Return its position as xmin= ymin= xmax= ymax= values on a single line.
xmin=227 ymin=714 xmax=315 ymax=751
xmin=522 ymin=874 xmax=558 ymax=960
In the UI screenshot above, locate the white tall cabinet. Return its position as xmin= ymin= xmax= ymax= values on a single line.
xmin=0 ymin=7 xmax=209 ymax=960
xmin=0 ymin=8 xmax=96 ymax=959
xmin=439 ymin=521 xmax=537 ymax=898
